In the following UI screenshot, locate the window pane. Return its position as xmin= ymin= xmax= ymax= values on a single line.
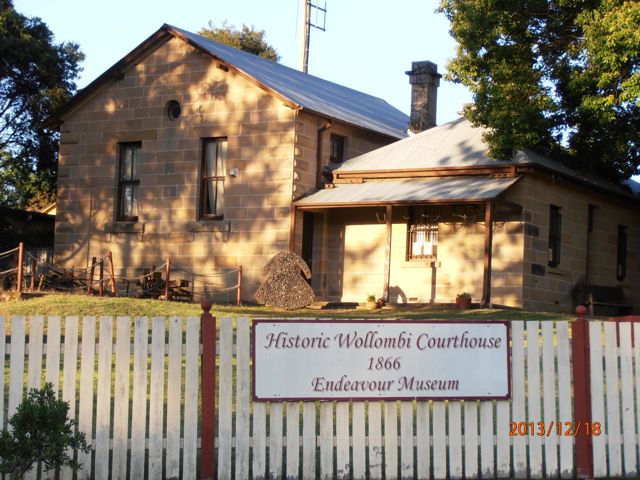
xmin=205 ymin=142 xmax=217 ymax=177
xmin=131 ymin=146 xmax=139 ymax=180
xmin=122 ymin=148 xmax=132 ymax=181
xmin=122 ymin=184 xmax=132 ymax=218
xmin=206 ymin=180 xmax=217 ymax=215
xmin=217 ymin=140 xmax=227 ymax=177
xmin=131 ymin=184 xmax=139 ymax=218
xmin=617 ymin=225 xmax=627 ymax=280
xmin=215 ymin=178 xmax=225 ymax=214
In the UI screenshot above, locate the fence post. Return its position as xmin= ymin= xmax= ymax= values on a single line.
xmin=98 ymin=258 xmax=104 ymax=296
xmin=165 ymin=257 xmax=171 ymax=301
xmin=16 ymin=242 xmax=23 ymax=294
xmin=201 ymin=300 xmax=216 ymax=479
xmin=30 ymin=258 xmax=36 ymax=291
xmin=87 ymin=257 xmax=96 ymax=295
xmin=107 ymin=252 xmax=117 ymax=297
xmin=237 ymin=265 xmax=242 ymax=306
xmin=572 ymin=305 xmax=594 ymax=479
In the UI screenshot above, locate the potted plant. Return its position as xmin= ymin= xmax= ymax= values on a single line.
xmin=366 ymin=294 xmax=378 ymax=310
xmin=456 ymin=292 xmax=472 ymax=310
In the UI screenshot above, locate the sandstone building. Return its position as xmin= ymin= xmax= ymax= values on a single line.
xmin=47 ymin=24 xmax=639 ymax=313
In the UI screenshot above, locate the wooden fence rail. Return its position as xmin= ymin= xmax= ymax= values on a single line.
xmin=1 ymin=315 xmax=639 ymax=479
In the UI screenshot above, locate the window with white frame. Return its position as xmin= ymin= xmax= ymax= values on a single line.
xmin=406 ymin=205 xmax=439 ymax=260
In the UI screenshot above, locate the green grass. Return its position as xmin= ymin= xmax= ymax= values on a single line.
xmin=0 ymin=292 xmax=573 ymax=320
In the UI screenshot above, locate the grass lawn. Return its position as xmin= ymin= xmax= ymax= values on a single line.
xmin=0 ymin=292 xmax=574 ymax=320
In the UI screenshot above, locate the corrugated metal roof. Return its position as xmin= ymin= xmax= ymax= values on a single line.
xmin=171 ymin=26 xmax=409 ymax=139
xmin=295 ymin=176 xmax=520 ymax=207
xmin=334 ymin=117 xmax=638 ymax=199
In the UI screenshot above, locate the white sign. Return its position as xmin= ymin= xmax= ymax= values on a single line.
xmin=253 ymin=321 xmax=510 ymax=400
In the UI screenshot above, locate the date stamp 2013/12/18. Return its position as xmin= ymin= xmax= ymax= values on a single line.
xmin=509 ymin=421 xmax=601 ymax=437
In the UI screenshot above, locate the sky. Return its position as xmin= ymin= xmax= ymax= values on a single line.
xmin=13 ymin=0 xmax=472 ymax=125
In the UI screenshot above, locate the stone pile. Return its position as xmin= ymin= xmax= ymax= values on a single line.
xmin=255 ymin=251 xmax=314 ymax=310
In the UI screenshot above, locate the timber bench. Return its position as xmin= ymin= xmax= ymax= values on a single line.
xmin=574 ymin=283 xmax=633 ymax=316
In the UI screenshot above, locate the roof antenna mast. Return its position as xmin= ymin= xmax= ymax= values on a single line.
xmin=299 ymin=0 xmax=327 ymax=73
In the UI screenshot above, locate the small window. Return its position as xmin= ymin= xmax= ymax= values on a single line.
xmin=117 ymin=142 xmax=141 ymax=222
xmin=165 ymin=100 xmax=181 ymax=120
xmin=548 ymin=205 xmax=562 ymax=267
xmin=406 ymin=206 xmax=438 ymax=260
xmin=617 ymin=225 xmax=628 ymax=281
xmin=329 ymin=134 xmax=345 ymax=164
xmin=200 ymin=138 xmax=227 ymax=219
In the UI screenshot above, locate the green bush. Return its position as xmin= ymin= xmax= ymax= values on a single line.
xmin=0 ymin=383 xmax=90 ymax=479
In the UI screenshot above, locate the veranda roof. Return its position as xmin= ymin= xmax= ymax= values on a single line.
xmin=294 ymin=176 xmax=520 ymax=208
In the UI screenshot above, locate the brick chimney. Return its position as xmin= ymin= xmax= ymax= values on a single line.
xmin=406 ymin=61 xmax=441 ymax=133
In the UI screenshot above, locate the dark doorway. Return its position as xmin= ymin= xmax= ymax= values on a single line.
xmin=301 ymin=212 xmax=315 ymax=270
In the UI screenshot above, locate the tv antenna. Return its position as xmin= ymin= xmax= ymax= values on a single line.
xmin=299 ymin=0 xmax=327 ymax=73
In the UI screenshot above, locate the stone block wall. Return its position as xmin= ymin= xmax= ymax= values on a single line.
xmin=513 ymin=175 xmax=640 ymax=313
xmin=55 ymin=37 xmax=297 ymax=300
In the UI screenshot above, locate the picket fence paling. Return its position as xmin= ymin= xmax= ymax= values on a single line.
xmin=3 ymin=315 xmax=640 ymax=479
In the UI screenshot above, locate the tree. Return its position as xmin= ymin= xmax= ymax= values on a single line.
xmin=0 ymin=0 xmax=84 ymax=209
xmin=198 ymin=21 xmax=280 ymax=62
xmin=439 ymin=0 xmax=640 ymax=180
xmin=0 ymin=383 xmax=90 ymax=478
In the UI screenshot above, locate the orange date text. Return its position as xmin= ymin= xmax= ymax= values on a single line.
xmin=509 ymin=421 xmax=601 ymax=437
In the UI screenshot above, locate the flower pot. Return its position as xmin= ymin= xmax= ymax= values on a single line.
xmin=456 ymin=296 xmax=471 ymax=310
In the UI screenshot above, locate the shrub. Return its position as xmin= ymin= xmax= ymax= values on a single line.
xmin=0 ymin=383 xmax=90 ymax=478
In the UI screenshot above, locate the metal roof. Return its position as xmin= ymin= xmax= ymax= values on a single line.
xmin=295 ymin=176 xmax=520 ymax=207
xmin=170 ymin=26 xmax=409 ymax=139
xmin=335 ymin=117 xmax=527 ymax=171
xmin=333 ymin=117 xmax=639 ymax=199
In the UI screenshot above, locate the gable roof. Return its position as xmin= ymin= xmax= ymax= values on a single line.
xmin=46 ymin=24 xmax=409 ymax=139
xmin=333 ymin=117 xmax=639 ymax=201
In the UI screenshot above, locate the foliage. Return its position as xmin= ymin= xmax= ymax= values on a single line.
xmin=0 ymin=0 xmax=84 ymax=208
xmin=198 ymin=20 xmax=280 ymax=61
xmin=0 ymin=383 xmax=90 ymax=478
xmin=439 ymin=0 xmax=640 ymax=180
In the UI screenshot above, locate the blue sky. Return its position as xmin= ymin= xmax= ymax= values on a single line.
xmin=14 ymin=0 xmax=472 ymax=125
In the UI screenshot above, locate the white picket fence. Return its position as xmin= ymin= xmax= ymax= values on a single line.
xmin=589 ymin=321 xmax=640 ymax=478
xmin=1 ymin=316 xmax=638 ymax=479
xmin=1 ymin=315 xmax=200 ymax=480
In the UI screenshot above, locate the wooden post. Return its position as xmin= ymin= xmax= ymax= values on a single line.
xmin=289 ymin=205 xmax=297 ymax=251
xmin=30 ymin=258 xmax=36 ymax=291
xmin=200 ymin=301 xmax=216 ymax=479
xmin=383 ymin=205 xmax=392 ymax=302
xmin=87 ymin=257 xmax=96 ymax=295
xmin=237 ymin=265 xmax=243 ymax=306
xmin=107 ymin=252 xmax=117 ymax=297
xmin=16 ymin=242 xmax=24 ymax=294
xmin=572 ymin=305 xmax=594 ymax=479
xmin=164 ymin=257 xmax=171 ymax=301
xmin=98 ymin=258 xmax=104 ymax=297
xmin=481 ymin=200 xmax=494 ymax=307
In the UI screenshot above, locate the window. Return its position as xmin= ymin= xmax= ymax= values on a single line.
xmin=117 ymin=142 xmax=141 ymax=221
xmin=200 ymin=138 xmax=227 ymax=219
xmin=548 ymin=205 xmax=562 ymax=267
xmin=617 ymin=225 xmax=628 ymax=281
xmin=329 ymin=134 xmax=345 ymax=164
xmin=406 ymin=206 xmax=438 ymax=260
